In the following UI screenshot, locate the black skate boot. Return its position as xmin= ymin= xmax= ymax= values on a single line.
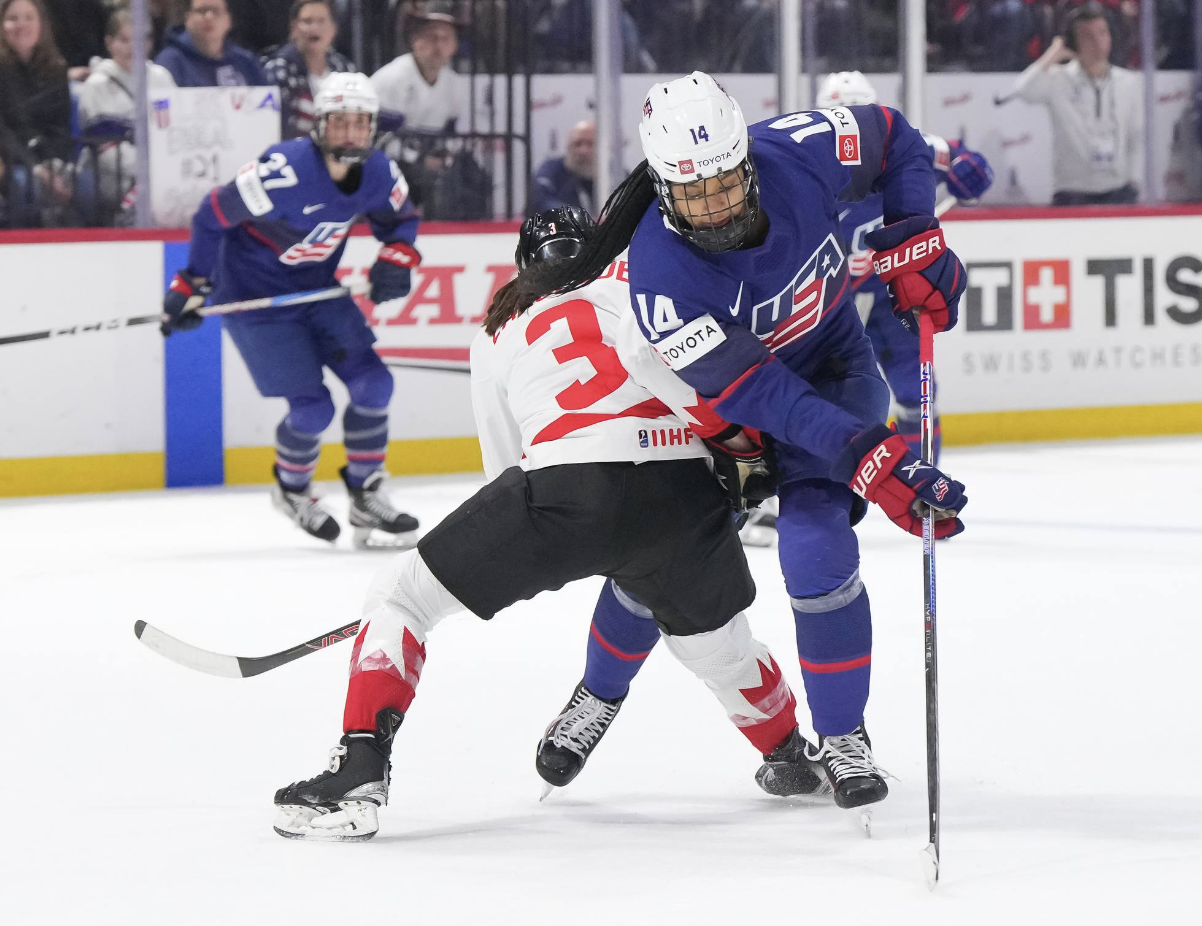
xmin=273 ymin=709 xmax=403 ymax=841
xmin=754 ymin=728 xmax=834 ymax=797
xmin=805 ymin=725 xmax=889 ymax=810
xmin=341 ymin=466 xmax=419 ymax=550
xmin=535 ymin=681 xmax=624 ymax=796
xmin=271 ymin=466 xmax=340 ymax=543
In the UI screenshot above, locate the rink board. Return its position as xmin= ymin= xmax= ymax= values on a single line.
xmin=2 ymin=209 xmax=1202 ymax=496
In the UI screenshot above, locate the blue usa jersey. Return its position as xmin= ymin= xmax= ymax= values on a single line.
xmin=629 ymin=105 xmax=936 ymax=467
xmin=842 ymin=133 xmax=961 ymax=305
xmin=185 ymin=137 xmax=419 ymax=301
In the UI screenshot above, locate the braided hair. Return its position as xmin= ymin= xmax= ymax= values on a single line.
xmin=483 ymin=162 xmax=657 ymax=335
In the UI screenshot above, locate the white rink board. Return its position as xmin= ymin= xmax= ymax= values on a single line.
xmin=0 ymin=240 xmax=165 ymax=457
xmin=937 ymin=213 xmax=1202 ymax=413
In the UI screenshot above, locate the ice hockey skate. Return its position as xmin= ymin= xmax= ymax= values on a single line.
xmin=274 ymin=709 xmax=402 ymax=841
xmin=739 ymin=497 xmax=778 ymax=548
xmin=805 ymin=725 xmax=889 ymax=813
xmin=753 ymin=728 xmax=834 ymax=798
xmin=536 ymin=681 xmax=624 ymax=798
xmin=342 ymin=466 xmax=419 ymax=550
xmin=271 ymin=466 xmax=341 ymax=543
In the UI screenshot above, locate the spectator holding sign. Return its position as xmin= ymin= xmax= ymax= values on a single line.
xmin=1011 ymin=1 xmax=1141 ymax=205
xmin=155 ymin=0 xmax=268 ymax=88
xmin=262 ymin=0 xmax=355 ymax=139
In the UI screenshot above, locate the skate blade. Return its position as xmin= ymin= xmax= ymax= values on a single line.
xmin=352 ymin=527 xmax=418 ymax=551
xmin=538 ymin=781 xmax=556 ymax=802
xmin=859 ymin=810 xmax=872 ymax=838
xmin=273 ymin=801 xmax=379 ymax=841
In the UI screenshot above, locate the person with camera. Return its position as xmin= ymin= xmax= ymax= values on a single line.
xmin=1011 ymin=1 xmax=1142 ymax=206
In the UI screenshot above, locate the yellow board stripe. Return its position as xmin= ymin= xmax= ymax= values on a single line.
xmin=4 ymin=404 xmax=1202 ymax=498
xmin=224 ymin=437 xmax=483 ymax=485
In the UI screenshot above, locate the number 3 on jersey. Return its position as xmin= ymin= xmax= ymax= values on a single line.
xmin=526 ymin=300 xmax=628 ymax=410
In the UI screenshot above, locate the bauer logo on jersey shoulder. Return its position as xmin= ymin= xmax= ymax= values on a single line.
xmin=654 ymin=314 xmax=726 ymax=371
xmin=235 ymin=160 xmax=273 ymax=216
xmin=822 ymin=107 xmax=862 ymax=165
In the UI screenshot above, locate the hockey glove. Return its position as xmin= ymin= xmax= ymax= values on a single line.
xmin=161 ymin=270 xmax=210 ymax=336
xmin=705 ymin=426 xmax=777 ymax=517
xmin=946 ymin=147 xmax=994 ymax=203
xmin=833 ymin=424 xmax=966 ymax=539
xmin=866 ymin=216 xmax=965 ymax=334
xmin=369 ymin=242 xmax=421 ymax=303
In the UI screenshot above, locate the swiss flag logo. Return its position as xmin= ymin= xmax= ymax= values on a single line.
xmin=678 ymin=159 xmax=695 ymax=175
xmin=837 ymin=134 xmax=860 ymax=164
xmin=1022 ymin=260 xmax=1071 ymax=330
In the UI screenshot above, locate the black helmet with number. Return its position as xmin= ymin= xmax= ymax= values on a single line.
xmin=516 ymin=206 xmax=598 ymax=270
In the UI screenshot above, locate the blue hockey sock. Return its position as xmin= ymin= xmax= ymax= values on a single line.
xmin=792 ymin=571 xmax=873 ymax=736
xmin=583 ymin=580 xmax=662 ymax=700
xmin=275 ymin=418 xmax=323 ymax=492
xmin=342 ymin=404 xmax=389 ymax=487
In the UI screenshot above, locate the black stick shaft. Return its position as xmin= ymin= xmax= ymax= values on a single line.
xmin=919 ymin=312 xmax=941 ymax=876
xmin=237 ymin=620 xmax=362 ymax=677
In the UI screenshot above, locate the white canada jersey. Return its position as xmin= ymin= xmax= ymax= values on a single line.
xmin=470 ymin=258 xmax=725 ymax=480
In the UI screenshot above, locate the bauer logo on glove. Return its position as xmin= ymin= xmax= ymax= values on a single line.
xmin=865 ymin=216 xmax=966 ymax=335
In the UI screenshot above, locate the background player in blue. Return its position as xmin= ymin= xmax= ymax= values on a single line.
xmin=508 ymin=72 xmax=969 ymax=812
xmin=820 ymin=70 xmax=994 ymax=463
xmin=161 ymin=73 xmax=422 ymax=549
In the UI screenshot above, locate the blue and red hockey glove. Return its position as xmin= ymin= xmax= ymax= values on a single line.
xmin=866 ymin=216 xmax=965 ymax=334
xmin=161 ymin=270 xmax=210 ymax=336
xmin=946 ymin=146 xmax=994 ymax=203
xmin=369 ymin=242 xmax=421 ymax=303
xmin=833 ymin=424 xmax=966 ymax=539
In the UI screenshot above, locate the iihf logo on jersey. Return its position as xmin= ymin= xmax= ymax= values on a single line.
xmin=747 ymin=233 xmax=846 ymax=352
xmin=280 ymin=219 xmax=354 ymax=265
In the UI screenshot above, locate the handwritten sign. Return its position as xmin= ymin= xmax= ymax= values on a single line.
xmin=149 ymin=87 xmax=282 ymax=227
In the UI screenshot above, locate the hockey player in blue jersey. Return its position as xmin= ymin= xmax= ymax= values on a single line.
xmin=515 ymin=72 xmax=970 ymax=812
xmin=161 ymin=73 xmax=422 ymax=548
xmin=736 ymin=72 xmax=994 ymax=546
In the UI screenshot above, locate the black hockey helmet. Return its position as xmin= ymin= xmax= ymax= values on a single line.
xmin=516 ymin=206 xmax=597 ymax=271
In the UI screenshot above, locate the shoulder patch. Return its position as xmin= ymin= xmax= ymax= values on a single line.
xmin=387 ymin=159 xmax=409 ymax=211
xmin=234 ymin=160 xmax=273 ymax=216
xmin=821 ymin=107 xmax=862 ymax=165
xmin=654 ymin=314 xmax=726 ymax=371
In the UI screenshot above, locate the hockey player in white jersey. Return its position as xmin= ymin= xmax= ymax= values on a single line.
xmin=272 ymin=208 xmax=828 ymax=840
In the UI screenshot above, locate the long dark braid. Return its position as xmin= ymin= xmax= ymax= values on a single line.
xmin=483 ymin=163 xmax=657 ymax=335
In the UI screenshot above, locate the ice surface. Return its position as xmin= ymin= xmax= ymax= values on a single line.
xmin=2 ymin=438 xmax=1200 ymax=924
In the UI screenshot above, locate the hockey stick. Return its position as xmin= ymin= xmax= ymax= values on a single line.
xmin=0 ymin=285 xmax=356 ymax=347
xmin=918 ymin=310 xmax=942 ymax=887
xmin=935 ymin=194 xmax=957 ymax=218
xmin=133 ymin=618 xmax=360 ymax=679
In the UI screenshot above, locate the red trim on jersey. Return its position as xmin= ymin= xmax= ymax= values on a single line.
xmin=530 ymin=397 xmax=673 ymax=445
xmin=589 ymin=623 xmax=653 ymax=662
xmin=244 ymin=224 xmax=283 ymax=255
xmin=210 ymin=188 xmax=230 ymax=227
xmin=714 ymin=353 xmax=782 ymax=407
xmin=877 ymin=105 xmax=894 ymax=171
xmin=798 ymin=654 xmax=872 ymax=674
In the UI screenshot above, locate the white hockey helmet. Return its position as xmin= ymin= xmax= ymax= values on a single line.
xmin=638 ymin=71 xmax=760 ymax=253
xmin=815 ymin=71 xmax=878 ymax=109
xmin=312 ymin=72 xmax=380 ymax=164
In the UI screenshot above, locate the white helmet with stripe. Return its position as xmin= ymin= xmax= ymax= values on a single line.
xmin=638 ymin=71 xmax=760 ymax=253
xmin=816 ymin=71 xmax=878 ymax=109
xmin=312 ymin=72 xmax=380 ymax=164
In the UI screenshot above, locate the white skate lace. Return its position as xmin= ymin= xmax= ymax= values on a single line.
xmin=805 ymin=730 xmax=890 ymax=784
xmin=327 ymin=744 xmax=347 ymax=773
xmin=549 ymin=691 xmax=620 ymax=760
xmin=284 ymin=490 xmax=333 ymax=531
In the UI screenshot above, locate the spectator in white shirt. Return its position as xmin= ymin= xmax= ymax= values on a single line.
xmin=1013 ymin=1 xmax=1142 ymax=205
xmin=370 ymin=3 xmax=466 ymax=133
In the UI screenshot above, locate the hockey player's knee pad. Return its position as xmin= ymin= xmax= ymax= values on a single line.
xmin=663 ymin=612 xmax=763 ymax=686
xmin=286 ymin=392 xmax=336 ymax=435
xmin=342 ymin=351 xmax=394 ymax=409
xmin=362 ymin=549 xmax=468 ymax=638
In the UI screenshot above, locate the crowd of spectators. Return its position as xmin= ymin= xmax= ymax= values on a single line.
xmin=2 ymin=0 xmax=1200 ymax=228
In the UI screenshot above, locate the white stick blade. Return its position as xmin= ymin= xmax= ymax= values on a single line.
xmin=135 ymin=622 xmax=243 ymax=678
xmin=921 ymin=843 xmax=940 ymax=889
